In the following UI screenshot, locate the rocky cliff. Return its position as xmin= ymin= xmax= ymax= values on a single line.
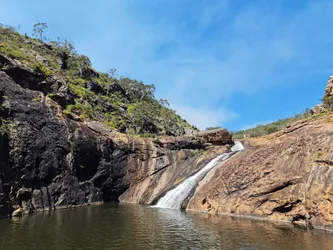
xmin=119 ymin=75 xmax=333 ymax=232
xmin=324 ymin=75 xmax=333 ymax=101
xmin=0 ymin=25 xmax=197 ymax=137
xmin=187 ymin=113 xmax=333 ymax=231
xmin=312 ymin=74 xmax=333 ymax=114
xmin=0 ymin=25 xmax=235 ymax=218
xmin=2 ymin=24 xmax=333 ymax=233
xmin=0 ymin=64 xmax=232 ymax=218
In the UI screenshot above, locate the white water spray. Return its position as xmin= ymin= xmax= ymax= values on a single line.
xmin=153 ymin=141 xmax=244 ymax=209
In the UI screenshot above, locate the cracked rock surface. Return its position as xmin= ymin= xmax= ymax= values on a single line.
xmin=187 ymin=115 xmax=333 ymax=231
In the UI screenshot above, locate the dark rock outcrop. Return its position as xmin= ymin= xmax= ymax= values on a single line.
xmin=2 ymin=30 xmax=333 ymax=233
xmin=0 ymin=54 xmax=45 ymax=90
xmin=158 ymin=129 xmax=232 ymax=150
xmin=119 ymin=146 xmax=229 ymax=205
xmin=0 ymin=69 xmax=227 ymax=218
xmin=85 ymin=81 xmax=105 ymax=95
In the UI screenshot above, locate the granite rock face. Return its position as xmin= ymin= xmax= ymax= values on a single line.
xmin=311 ymin=104 xmax=325 ymax=115
xmin=187 ymin=116 xmax=333 ymax=231
xmin=325 ymin=75 xmax=333 ymax=98
xmin=2 ymin=46 xmax=333 ymax=232
xmin=0 ymin=69 xmax=230 ymax=218
xmin=119 ymin=146 xmax=229 ymax=206
xmin=158 ymin=128 xmax=232 ymax=150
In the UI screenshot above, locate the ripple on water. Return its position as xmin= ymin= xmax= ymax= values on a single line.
xmin=0 ymin=203 xmax=332 ymax=250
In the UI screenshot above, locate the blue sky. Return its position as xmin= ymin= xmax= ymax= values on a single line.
xmin=0 ymin=0 xmax=332 ymax=130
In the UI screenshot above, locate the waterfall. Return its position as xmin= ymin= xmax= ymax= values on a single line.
xmin=153 ymin=141 xmax=244 ymax=209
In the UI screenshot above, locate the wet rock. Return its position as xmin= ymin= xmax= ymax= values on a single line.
xmin=0 ymin=69 xmax=213 ymax=218
xmin=187 ymin=114 xmax=333 ymax=231
xmin=16 ymin=188 xmax=32 ymax=205
xmin=2 ymin=53 xmax=333 ymax=232
xmin=12 ymin=208 xmax=24 ymax=217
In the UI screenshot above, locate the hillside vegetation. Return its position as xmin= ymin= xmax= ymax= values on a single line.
xmin=233 ymin=109 xmax=313 ymax=139
xmin=0 ymin=23 xmax=197 ymax=136
xmin=233 ymin=79 xmax=333 ymax=139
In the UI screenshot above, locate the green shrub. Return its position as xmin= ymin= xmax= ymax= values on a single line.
xmin=0 ymin=120 xmax=9 ymax=135
xmin=323 ymin=96 xmax=333 ymax=110
xmin=64 ymin=102 xmax=93 ymax=119
xmin=233 ymin=109 xmax=313 ymax=139
xmin=0 ymin=23 xmax=197 ymax=137
xmin=105 ymin=115 xmax=125 ymax=130
xmin=206 ymin=127 xmax=222 ymax=130
xmin=33 ymin=62 xmax=52 ymax=77
xmin=68 ymin=84 xmax=93 ymax=100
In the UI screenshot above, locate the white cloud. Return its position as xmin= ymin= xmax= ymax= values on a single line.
xmin=241 ymin=121 xmax=273 ymax=131
xmin=1 ymin=0 xmax=333 ymax=129
xmin=172 ymin=104 xmax=237 ymax=130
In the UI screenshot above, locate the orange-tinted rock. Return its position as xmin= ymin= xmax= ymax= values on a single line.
xmin=119 ymin=145 xmax=229 ymax=205
xmin=187 ymin=114 xmax=333 ymax=231
xmin=325 ymin=75 xmax=333 ymax=98
xmin=158 ymin=129 xmax=232 ymax=150
xmin=196 ymin=128 xmax=233 ymax=145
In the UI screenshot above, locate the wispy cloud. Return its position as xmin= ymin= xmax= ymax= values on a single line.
xmin=172 ymin=104 xmax=237 ymax=130
xmin=241 ymin=121 xmax=273 ymax=131
xmin=1 ymin=0 xmax=333 ymax=130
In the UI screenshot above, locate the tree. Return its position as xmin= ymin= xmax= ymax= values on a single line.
xmin=323 ymin=96 xmax=333 ymax=110
xmin=206 ymin=127 xmax=222 ymax=131
xmin=159 ymin=99 xmax=170 ymax=107
xmin=142 ymin=84 xmax=155 ymax=100
xmin=129 ymin=101 xmax=160 ymax=134
xmin=32 ymin=23 xmax=48 ymax=41
xmin=108 ymin=68 xmax=117 ymax=78
xmin=68 ymin=55 xmax=91 ymax=76
xmin=118 ymin=77 xmax=156 ymax=101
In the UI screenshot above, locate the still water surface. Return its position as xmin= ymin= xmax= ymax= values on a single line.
xmin=0 ymin=203 xmax=333 ymax=250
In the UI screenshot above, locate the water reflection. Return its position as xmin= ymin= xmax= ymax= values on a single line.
xmin=0 ymin=203 xmax=332 ymax=250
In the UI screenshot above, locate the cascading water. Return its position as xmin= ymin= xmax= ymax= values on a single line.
xmin=153 ymin=141 xmax=244 ymax=209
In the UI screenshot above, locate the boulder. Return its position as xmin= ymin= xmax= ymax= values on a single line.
xmin=0 ymin=70 xmax=216 ymax=218
xmin=85 ymin=81 xmax=105 ymax=95
xmin=12 ymin=208 xmax=24 ymax=217
xmin=158 ymin=129 xmax=232 ymax=150
xmin=311 ymin=104 xmax=325 ymax=115
xmin=187 ymin=113 xmax=333 ymax=231
xmin=16 ymin=188 xmax=32 ymax=206
xmin=82 ymin=67 xmax=99 ymax=78
xmin=48 ymin=79 xmax=74 ymax=107
xmin=0 ymin=53 xmax=45 ymax=90
xmin=35 ymin=55 xmax=48 ymax=64
xmin=158 ymin=136 xmax=206 ymax=150
xmin=196 ymin=128 xmax=233 ymax=145
xmin=325 ymin=75 xmax=333 ymax=97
